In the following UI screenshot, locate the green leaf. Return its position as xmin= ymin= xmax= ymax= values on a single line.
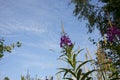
xmin=110 ymin=78 xmax=120 ymax=80
xmin=73 ymin=54 xmax=76 ymax=68
xmin=56 ymin=70 xmax=64 ymax=75
xmin=5 ymin=46 xmax=12 ymax=53
xmin=86 ymin=77 xmax=92 ymax=80
xmin=67 ymin=59 xmax=74 ymax=68
xmin=59 ymin=54 xmax=65 ymax=58
xmin=58 ymin=57 xmax=68 ymax=62
xmin=63 ymin=78 xmax=73 ymax=80
xmin=81 ymin=70 xmax=96 ymax=80
xmin=109 ymin=71 xmax=119 ymax=79
xmin=0 ymin=53 xmax=3 ymax=58
xmin=77 ymin=69 xmax=82 ymax=80
xmin=16 ymin=42 xmax=22 ymax=47
xmin=58 ymin=68 xmax=76 ymax=78
xmin=76 ymin=49 xmax=84 ymax=56
xmin=63 ymin=71 xmax=68 ymax=78
xmin=76 ymin=60 xmax=93 ymax=72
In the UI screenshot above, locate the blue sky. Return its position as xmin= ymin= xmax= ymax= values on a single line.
xmin=0 ymin=0 xmax=100 ymax=80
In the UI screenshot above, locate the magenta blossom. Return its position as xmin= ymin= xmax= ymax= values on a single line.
xmin=60 ymin=34 xmax=73 ymax=47
xmin=107 ymin=26 xmax=120 ymax=42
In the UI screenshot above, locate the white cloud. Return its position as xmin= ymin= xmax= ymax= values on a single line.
xmin=16 ymin=52 xmax=42 ymax=60
xmin=11 ymin=51 xmax=54 ymax=69
xmin=12 ymin=51 xmax=57 ymax=70
xmin=0 ymin=19 xmax=48 ymax=37
xmin=22 ymin=61 xmax=55 ymax=69
xmin=42 ymin=41 xmax=59 ymax=50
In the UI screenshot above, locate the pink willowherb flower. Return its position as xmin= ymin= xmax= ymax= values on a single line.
xmin=60 ymin=34 xmax=73 ymax=47
xmin=107 ymin=26 xmax=120 ymax=42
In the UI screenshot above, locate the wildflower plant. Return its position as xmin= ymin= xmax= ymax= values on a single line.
xmin=106 ymin=26 xmax=120 ymax=43
xmin=57 ymin=27 xmax=96 ymax=80
xmin=60 ymin=33 xmax=73 ymax=48
xmin=98 ymin=24 xmax=120 ymax=79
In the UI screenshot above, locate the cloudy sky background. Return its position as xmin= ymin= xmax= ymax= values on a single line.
xmin=0 ymin=0 xmax=100 ymax=79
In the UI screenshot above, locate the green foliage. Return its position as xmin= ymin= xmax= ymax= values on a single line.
xmin=21 ymin=75 xmax=42 ymax=80
xmin=71 ymin=0 xmax=120 ymax=52
xmin=0 ymin=39 xmax=21 ymax=58
xmin=21 ymin=70 xmax=43 ymax=80
xmin=94 ymin=44 xmax=120 ymax=80
xmin=4 ymin=77 xmax=10 ymax=80
xmin=71 ymin=0 xmax=120 ymax=35
xmin=71 ymin=0 xmax=120 ymax=77
xmin=57 ymin=44 xmax=96 ymax=80
xmin=21 ymin=76 xmax=26 ymax=80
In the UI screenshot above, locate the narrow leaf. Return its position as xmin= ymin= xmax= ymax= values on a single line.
xmin=81 ymin=70 xmax=96 ymax=80
xmin=76 ymin=60 xmax=93 ymax=72
xmin=77 ymin=69 xmax=82 ymax=80
xmin=63 ymin=78 xmax=73 ymax=80
xmin=58 ymin=68 xmax=76 ymax=78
